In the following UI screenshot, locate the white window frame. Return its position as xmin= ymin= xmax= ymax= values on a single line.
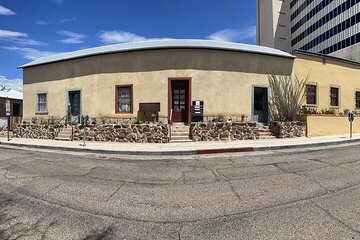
xmin=36 ymin=92 xmax=48 ymax=114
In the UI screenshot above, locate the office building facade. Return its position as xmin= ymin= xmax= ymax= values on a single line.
xmin=257 ymin=0 xmax=360 ymax=61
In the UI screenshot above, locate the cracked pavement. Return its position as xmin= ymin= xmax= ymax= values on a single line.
xmin=0 ymin=144 xmax=360 ymax=239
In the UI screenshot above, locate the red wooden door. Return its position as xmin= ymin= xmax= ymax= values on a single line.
xmin=172 ymin=87 xmax=187 ymax=122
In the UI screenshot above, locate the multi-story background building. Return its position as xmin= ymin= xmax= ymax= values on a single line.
xmin=256 ymin=0 xmax=360 ymax=61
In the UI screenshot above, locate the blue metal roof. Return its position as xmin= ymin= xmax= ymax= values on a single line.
xmin=20 ymin=39 xmax=295 ymax=68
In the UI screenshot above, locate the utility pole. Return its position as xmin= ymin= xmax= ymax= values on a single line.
xmin=5 ymin=97 xmax=11 ymax=141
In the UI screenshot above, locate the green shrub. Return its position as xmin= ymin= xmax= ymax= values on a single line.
xmin=48 ymin=116 xmax=56 ymax=125
xmin=31 ymin=117 xmax=38 ymax=125
xmin=133 ymin=116 xmax=143 ymax=124
xmin=40 ymin=119 xmax=48 ymax=125
xmin=299 ymin=106 xmax=318 ymax=115
xmin=320 ymin=108 xmax=336 ymax=115
xmin=215 ymin=114 xmax=226 ymax=122
xmin=241 ymin=114 xmax=246 ymax=122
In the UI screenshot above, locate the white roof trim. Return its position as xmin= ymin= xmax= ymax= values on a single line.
xmin=19 ymin=39 xmax=295 ymax=68
xmin=0 ymin=89 xmax=23 ymax=100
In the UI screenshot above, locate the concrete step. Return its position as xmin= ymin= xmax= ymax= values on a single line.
xmin=170 ymin=139 xmax=193 ymax=143
xmin=258 ymin=136 xmax=276 ymax=139
xmin=171 ymin=131 xmax=189 ymax=136
xmin=171 ymin=128 xmax=189 ymax=131
xmin=171 ymin=135 xmax=190 ymax=141
xmin=59 ymin=130 xmax=72 ymax=133
xmin=59 ymin=132 xmax=72 ymax=135
xmin=259 ymin=132 xmax=272 ymax=135
xmin=54 ymin=137 xmax=71 ymax=141
xmin=171 ymin=126 xmax=190 ymax=130
xmin=258 ymin=128 xmax=271 ymax=132
xmin=57 ymin=135 xmax=71 ymax=139
xmin=60 ymin=129 xmax=73 ymax=133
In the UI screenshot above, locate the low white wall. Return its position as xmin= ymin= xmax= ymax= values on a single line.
xmin=0 ymin=118 xmax=7 ymax=129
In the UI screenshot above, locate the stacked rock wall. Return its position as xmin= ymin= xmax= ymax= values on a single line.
xmin=13 ymin=124 xmax=63 ymax=139
xmin=269 ymin=121 xmax=306 ymax=138
xmin=190 ymin=122 xmax=259 ymax=141
xmin=13 ymin=123 xmax=169 ymax=143
xmin=72 ymin=124 xmax=169 ymax=143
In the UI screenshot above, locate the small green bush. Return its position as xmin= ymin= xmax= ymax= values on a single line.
xmin=48 ymin=116 xmax=56 ymax=125
xmin=241 ymin=114 xmax=246 ymax=122
xmin=214 ymin=114 xmax=226 ymax=122
xmin=40 ymin=119 xmax=48 ymax=125
xmin=320 ymin=108 xmax=336 ymax=115
xmin=31 ymin=117 xmax=38 ymax=125
xmin=299 ymin=106 xmax=318 ymax=115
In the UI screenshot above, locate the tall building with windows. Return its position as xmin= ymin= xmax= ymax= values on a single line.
xmin=256 ymin=0 xmax=360 ymax=61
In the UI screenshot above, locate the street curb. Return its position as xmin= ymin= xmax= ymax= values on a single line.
xmin=0 ymin=142 xmax=197 ymax=156
xmin=1 ymin=138 xmax=360 ymax=156
xmin=196 ymin=147 xmax=254 ymax=155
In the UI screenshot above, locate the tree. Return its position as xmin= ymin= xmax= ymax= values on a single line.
xmin=268 ymin=74 xmax=309 ymax=121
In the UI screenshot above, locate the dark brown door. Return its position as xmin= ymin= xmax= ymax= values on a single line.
xmin=172 ymin=82 xmax=188 ymax=122
xmin=68 ymin=90 xmax=81 ymax=123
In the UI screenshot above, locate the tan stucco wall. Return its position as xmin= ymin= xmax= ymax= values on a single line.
xmin=294 ymin=53 xmax=360 ymax=112
xmin=302 ymin=115 xmax=360 ymax=137
xmin=23 ymin=48 xmax=293 ymax=121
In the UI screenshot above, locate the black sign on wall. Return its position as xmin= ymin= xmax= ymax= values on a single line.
xmin=192 ymin=100 xmax=204 ymax=122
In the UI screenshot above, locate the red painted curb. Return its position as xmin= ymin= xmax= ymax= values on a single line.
xmin=196 ymin=147 xmax=254 ymax=155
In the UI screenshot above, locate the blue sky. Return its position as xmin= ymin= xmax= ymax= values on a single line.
xmin=0 ymin=0 xmax=256 ymax=91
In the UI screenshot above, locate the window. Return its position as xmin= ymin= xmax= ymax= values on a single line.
xmin=116 ymin=85 xmax=132 ymax=113
xmin=330 ymin=87 xmax=339 ymax=107
xmin=306 ymin=85 xmax=317 ymax=105
xmin=13 ymin=103 xmax=21 ymax=116
xmin=36 ymin=93 xmax=47 ymax=113
xmin=356 ymin=91 xmax=360 ymax=109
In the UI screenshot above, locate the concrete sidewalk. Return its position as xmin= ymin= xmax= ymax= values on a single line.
xmin=1 ymin=134 xmax=360 ymax=155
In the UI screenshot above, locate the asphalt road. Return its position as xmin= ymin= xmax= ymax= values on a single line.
xmin=1 ymin=144 xmax=360 ymax=239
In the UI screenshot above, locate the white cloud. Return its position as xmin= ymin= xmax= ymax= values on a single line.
xmin=60 ymin=17 xmax=77 ymax=23
xmin=57 ymin=30 xmax=87 ymax=44
xmin=36 ymin=20 xmax=50 ymax=25
xmin=207 ymin=26 xmax=256 ymax=42
xmin=0 ymin=76 xmax=23 ymax=92
xmin=3 ymin=47 xmax=61 ymax=60
xmin=12 ymin=38 xmax=45 ymax=46
xmin=0 ymin=5 xmax=15 ymax=16
xmin=99 ymin=31 xmax=146 ymax=44
xmin=0 ymin=29 xmax=27 ymax=38
xmin=0 ymin=29 xmax=45 ymax=46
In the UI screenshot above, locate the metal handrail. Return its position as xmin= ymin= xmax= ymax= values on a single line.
xmin=168 ymin=109 xmax=173 ymax=141
xmin=169 ymin=109 xmax=173 ymax=125
xmin=55 ymin=115 xmax=67 ymax=126
xmin=71 ymin=115 xmax=80 ymax=125
xmin=70 ymin=115 xmax=80 ymax=141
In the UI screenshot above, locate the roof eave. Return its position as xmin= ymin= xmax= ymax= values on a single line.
xmin=293 ymin=49 xmax=360 ymax=67
xmin=19 ymin=40 xmax=295 ymax=69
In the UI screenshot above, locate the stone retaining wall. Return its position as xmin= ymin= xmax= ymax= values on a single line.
xmin=13 ymin=124 xmax=63 ymax=139
xmin=72 ymin=124 xmax=169 ymax=143
xmin=269 ymin=121 xmax=306 ymax=138
xmin=190 ymin=122 xmax=259 ymax=141
xmin=13 ymin=123 xmax=169 ymax=143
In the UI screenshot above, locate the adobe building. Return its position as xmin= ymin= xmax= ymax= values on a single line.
xmin=19 ymin=39 xmax=360 ymax=125
xmin=0 ymin=86 xmax=23 ymax=129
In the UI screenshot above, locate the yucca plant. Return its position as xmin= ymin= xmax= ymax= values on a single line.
xmin=268 ymin=74 xmax=309 ymax=121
